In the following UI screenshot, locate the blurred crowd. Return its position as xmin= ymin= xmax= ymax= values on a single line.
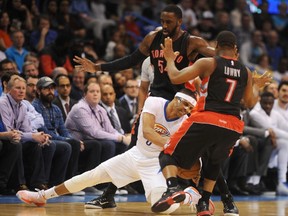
xmin=0 ymin=0 xmax=288 ymax=197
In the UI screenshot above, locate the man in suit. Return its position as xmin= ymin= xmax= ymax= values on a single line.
xmin=53 ymin=74 xmax=77 ymax=122
xmin=100 ymin=84 xmax=131 ymax=134
xmin=118 ymin=79 xmax=139 ymax=126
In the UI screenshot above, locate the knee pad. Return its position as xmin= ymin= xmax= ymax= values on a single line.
xmin=159 ymin=151 xmax=178 ymax=170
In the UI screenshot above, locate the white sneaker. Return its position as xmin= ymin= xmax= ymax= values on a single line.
xmin=184 ymin=186 xmax=202 ymax=205
xmin=16 ymin=190 xmax=46 ymax=207
xmin=276 ymin=182 xmax=288 ymax=196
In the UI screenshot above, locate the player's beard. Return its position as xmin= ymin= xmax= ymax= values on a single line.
xmin=167 ymin=26 xmax=178 ymax=38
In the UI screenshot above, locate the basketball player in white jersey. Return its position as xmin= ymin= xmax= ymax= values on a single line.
xmin=16 ymin=88 xmax=202 ymax=214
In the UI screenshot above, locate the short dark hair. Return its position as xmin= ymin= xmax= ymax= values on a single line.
xmin=216 ymin=31 xmax=237 ymax=48
xmin=260 ymin=91 xmax=274 ymax=99
xmin=278 ymin=80 xmax=288 ymax=91
xmin=1 ymin=71 xmax=19 ymax=88
xmin=162 ymin=5 xmax=182 ymax=19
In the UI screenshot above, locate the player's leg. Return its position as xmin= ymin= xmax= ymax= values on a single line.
xmin=16 ymin=164 xmax=112 ymax=206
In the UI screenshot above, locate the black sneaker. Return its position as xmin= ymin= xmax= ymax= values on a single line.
xmin=196 ymin=200 xmax=211 ymax=216
xmin=151 ymin=186 xmax=185 ymax=213
xmin=84 ymin=195 xmax=116 ymax=209
xmin=221 ymin=193 xmax=239 ymax=216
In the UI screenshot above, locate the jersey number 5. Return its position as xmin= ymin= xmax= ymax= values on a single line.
xmin=225 ymin=78 xmax=237 ymax=102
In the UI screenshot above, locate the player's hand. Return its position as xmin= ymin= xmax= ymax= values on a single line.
xmin=252 ymin=71 xmax=272 ymax=88
xmin=160 ymin=37 xmax=179 ymax=61
xmin=73 ymin=56 xmax=100 ymax=73
xmin=122 ymin=134 xmax=131 ymax=146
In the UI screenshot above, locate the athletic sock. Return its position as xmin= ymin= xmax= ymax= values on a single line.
xmin=44 ymin=187 xmax=59 ymax=199
xmin=167 ymin=177 xmax=178 ymax=188
xmin=103 ymin=183 xmax=117 ymax=197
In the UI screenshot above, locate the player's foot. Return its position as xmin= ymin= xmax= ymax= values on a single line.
xmin=84 ymin=195 xmax=116 ymax=209
xmin=221 ymin=193 xmax=239 ymax=216
xmin=16 ymin=190 xmax=46 ymax=207
xmin=196 ymin=200 xmax=211 ymax=216
xmin=151 ymin=186 xmax=185 ymax=213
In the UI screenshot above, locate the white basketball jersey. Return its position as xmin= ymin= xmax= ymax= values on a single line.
xmin=137 ymin=96 xmax=187 ymax=157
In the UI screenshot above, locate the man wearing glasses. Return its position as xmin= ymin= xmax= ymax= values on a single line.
xmin=53 ymin=74 xmax=77 ymax=122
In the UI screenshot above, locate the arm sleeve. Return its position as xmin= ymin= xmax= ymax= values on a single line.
xmin=101 ymin=49 xmax=147 ymax=73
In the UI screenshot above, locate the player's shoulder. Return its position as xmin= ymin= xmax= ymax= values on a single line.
xmin=187 ymin=35 xmax=207 ymax=44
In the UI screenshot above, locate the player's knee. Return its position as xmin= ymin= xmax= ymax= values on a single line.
xmin=159 ymin=151 xmax=177 ymax=169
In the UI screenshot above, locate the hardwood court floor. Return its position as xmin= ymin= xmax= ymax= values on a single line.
xmin=0 ymin=194 xmax=288 ymax=216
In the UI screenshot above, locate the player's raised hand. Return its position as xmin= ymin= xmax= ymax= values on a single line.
xmin=252 ymin=70 xmax=273 ymax=88
xmin=160 ymin=37 xmax=179 ymax=62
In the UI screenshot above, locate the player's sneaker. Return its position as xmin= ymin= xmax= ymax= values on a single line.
xmin=151 ymin=186 xmax=186 ymax=213
xmin=84 ymin=195 xmax=116 ymax=209
xmin=196 ymin=200 xmax=212 ymax=216
xmin=209 ymin=199 xmax=215 ymax=215
xmin=16 ymin=189 xmax=46 ymax=207
xmin=221 ymin=193 xmax=239 ymax=216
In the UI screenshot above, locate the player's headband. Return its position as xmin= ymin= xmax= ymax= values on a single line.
xmin=175 ymin=92 xmax=197 ymax=107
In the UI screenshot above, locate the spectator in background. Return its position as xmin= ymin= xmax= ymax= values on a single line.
xmin=230 ymin=0 xmax=254 ymax=30
xmin=254 ymin=54 xmax=274 ymax=76
xmin=0 ymin=11 xmax=13 ymax=51
xmin=177 ymin=0 xmax=198 ymax=29
xmin=113 ymin=72 xmax=126 ymax=99
xmin=0 ymin=75 xmax=51 ymax=190
xmin=273 ymin=81 xmax=288 ymax=121
xmin=51 ymin=67 xmax=68 ymax=81
xmin=65 ymin=82 xmax=130 ymax=161
xmin=214 ymin=11 xmax=233 ymax=35
xmin=84 ymin=73 xmax=98 ymax=86
xmin=272 ymin=2 xmax=288 ymax=33
xmin=30 ymin=15 xmax=58 ymax=52
xmin=7 ymin=0 xmax=33 ymax=31
xmin=56 ymin=0 xmax=87 ymax=41
xmin=1 ymin=71 xmax=19 ymax=97
xmin=70 ymin=0 xmax=116 ymax=42
xmin=0 ymin=59 xmax=17 ymax=76
xmin=266 ymin=30 xmax=284 ymax=71
xmin=233 ymin=12 xmax=254 ymax=46
xmin=253 ymin=0 xmax=273 ymax=30
xmin=22 ymin=61 xmax=39 ymax=78
xmin=53 ymin=74 xmax=77 ymax=122
xmin=5 ymin=30 xmax=28 ymax=73
xmin=274 ymin=57 xmax=288 ymax=83
xmin=98 ymin=74 xmax=113 ymax=89
xmin=104 ymin=30 xmax=124 ymax=61
xmin=70 ymin=67 xmax=85 ymax=101
xmin=119 ymin=79 xmax=139 ymax=126
xmin=240 ymin=30 xmax=267 ymax=70
xmin=25 ymin=75 xmax=38 ymax=103
xmin=100 ymin=84 xmax=131 ymax=135
xmin=197 ymin=11 xmax=217 ymax=41
xmin=39 ymin=31 xmax=74 ymax=77
xmin=32 ymin=77 xmax=82 ymax=180
xmin=43 ymin=0 xmax=58 ymax=30
xmin=263 ymin=81 xmax=279 ymax=99
xmin=250 ymin=92 xmax=288 ymax=196
xmin=24 ymin=52 xmax=40 ymax=70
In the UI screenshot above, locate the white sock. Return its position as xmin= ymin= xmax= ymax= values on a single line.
xmin=247 ymin=176 xmax=254 ymax=184
xmin=44 ymin=187 xmax=59 ymax=200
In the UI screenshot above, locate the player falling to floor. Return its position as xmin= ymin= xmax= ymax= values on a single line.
xmin=16 ymin=88 xmax=209 ymax=214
